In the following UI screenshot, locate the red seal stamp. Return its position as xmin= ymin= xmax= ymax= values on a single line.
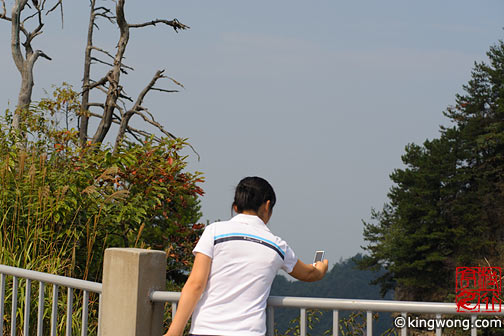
xmin=456 ymin=267 xmax=501 ymax=313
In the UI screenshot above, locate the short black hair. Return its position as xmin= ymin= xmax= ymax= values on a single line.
xmin=233 ymin=176 xmax=276 ymax=213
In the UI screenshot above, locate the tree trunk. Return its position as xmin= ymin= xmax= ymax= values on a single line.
xmin=79 ymin=0 xmax=96 ymax=145
xmin=11 ymin=0 xmax=29 ymax=132
xmin=9 ymin=0 xmax=51 ymax=134
xmin=91 ymin=0 xmax=129 ymax=145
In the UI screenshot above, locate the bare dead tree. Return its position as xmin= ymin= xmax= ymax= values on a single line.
xmin=2 ymin=0 xmax=193 ymax=153
xmin=0 ymin=0 xmax=61 ymax=133
xmin=79 ymin=0 xmax=117 ymax=144
xmin=79 ymin=0 xmax=189 ymax=148
xmin=80 ymin=0 xmax=98 ymax=144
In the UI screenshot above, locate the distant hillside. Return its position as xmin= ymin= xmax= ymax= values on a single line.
xmin=270 ymin=254 xmax=394 ymax=335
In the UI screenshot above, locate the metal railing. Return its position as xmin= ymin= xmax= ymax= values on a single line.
xmin=3 ymin=259 xmax=503 ymax=336
xmin=150 ymin=290 xmax=504 ymax=336
xmin=0 ymin=264 xmax=102 ymax=336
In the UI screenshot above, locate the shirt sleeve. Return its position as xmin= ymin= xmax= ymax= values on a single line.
xmin=193 ymin=223 xmax=215 ymax=259
xmin=281 ymin=244 xmax=297 ymax=273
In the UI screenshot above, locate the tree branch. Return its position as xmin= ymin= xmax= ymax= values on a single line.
xmin=87 ymin=102 xmax=104 ymax=108
xmin=46 ymin=0 xmax=60 ymax=15
xmin=90 ymin=45 xmax=114 ymax=59
xmin=90 ymin=46 xmax=134 ymax=70
xmin=151 ymin=87 xmax=178 ymax=93
xmin=1 ymin=0 xmax=7 ymax=19
xmin=128 ymin=126 xmax=162 ymax=142
xmin=95 ymin=11 xmax=115 ymax=23
xmin=34 ymin=49 xmax=51 ymax=60
xmin=90 ymin=56 xmax=113 ymax=67
xmin=46 ymin=0 xmax=63 ymax=28
xmin=82 ymin=72 xmax=110 ymax=94
xmin=88 ymin=102 xmax=123 ymax=117
xmin=87 ymin=110 xmax=161 ymax=143
xmin=114 ymin=69 xmax=166 ymax=151
xmin=95 ymin=6 xmax=111 ymax=13
xmin=23 ymin=8 xmax=44 ymax=49
xmin=118 ymin=90 xmax=133 ymax=102
xmin=22 ymin=7 xmax=39 ymax=23
xmin=133 ymin=70 xmax=165 ymax=110
xmin=88 ymin=110 xmax=120 ymax=122
xmin=128 ymin=18 xmax=189 ymax=32
xmin=126 ymin=128 xmax=143 ymax=143
xmin=0 ymin=14 xmax=11 ymax=21
xmin=136 ymin=109 xmax=177 ymax=140
xmin=90 ymin=56 xmax=131 ymax=74
xmin=89 ymin=107 xmax=199 ymax=159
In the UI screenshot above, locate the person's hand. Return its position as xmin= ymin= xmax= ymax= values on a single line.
xmin=314 ymin=259 xmax=328 ymax=278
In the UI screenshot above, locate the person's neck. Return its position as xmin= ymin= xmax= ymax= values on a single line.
xmin=240 ymin=210 xmax=268 ymax=224
xmin=241 ymin=210 xmax=258 ymax=216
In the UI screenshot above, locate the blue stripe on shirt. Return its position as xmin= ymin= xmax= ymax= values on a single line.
xmin=214 ymin=232 xmax=285 ymax=256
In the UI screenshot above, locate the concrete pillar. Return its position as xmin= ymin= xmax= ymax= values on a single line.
xmin=100 ymin=248 xmax=166 ymax=336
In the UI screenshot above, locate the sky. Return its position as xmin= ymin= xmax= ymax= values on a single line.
xmin=1 ymin=0 xmax=503 ymax=276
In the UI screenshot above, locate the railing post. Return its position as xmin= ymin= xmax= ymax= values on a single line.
xmin=300 ymin=308 xmax=306 ymax=336
xmin=366 ymin=311 xmax=372 ymax=336
xmin=333 ymin=310 xmax=339 ymax=336
xmin=99 ymin=248 xmax=166 ymax=336
xmin=435 ymin=314 xmax=441 ymax=336
xmin=471 ymin=315 xmax=477 ymax=336
xmin=267 ymin=306 xmax=274 ymax=336
xmin=400 ymin=312 xmax=407 ymax=336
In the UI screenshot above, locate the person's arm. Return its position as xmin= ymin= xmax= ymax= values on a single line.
xmin=288 ymin=259 xmax=328 ymax=282
xmin=164 ymin=252 xmax=212 ymax=336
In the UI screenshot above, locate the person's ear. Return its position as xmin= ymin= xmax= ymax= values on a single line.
xmin=233 ymin=204 xmax=238 ymax=213
xmin=265 ymin=200 xmax=271 ymax=213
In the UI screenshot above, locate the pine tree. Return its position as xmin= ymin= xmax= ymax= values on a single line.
xmin=360 ymin=39 xmax=504 ymax=301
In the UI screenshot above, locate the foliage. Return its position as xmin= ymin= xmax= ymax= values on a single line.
xmin=1 ymin=85 xmax=204 ymax=281
xmin=0 ymin=85 xmax=204 ymax=333
xmin=338 ymin=311 xmax=397 ymax=336
xmin=359 ymin=39 xmax=504 ymax=301
xmin=273 ymin=309 xmax=397 ymax=336
xmin=275 ymin=309 xmax=323 ymax=336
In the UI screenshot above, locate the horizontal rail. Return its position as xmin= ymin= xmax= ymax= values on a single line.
xmin=150 ymin=291 xmax=180 ymax=302
xmin=150 ymin=291 xmax=504 ymax=316
xmin=0 ymin=265 xmax=102 ymax=293
xmin=269 ymin=296 xmax=504 ymax=315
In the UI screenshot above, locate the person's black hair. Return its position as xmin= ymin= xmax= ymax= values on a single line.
xmin=233 ymin=176 xmax=276 ymax=213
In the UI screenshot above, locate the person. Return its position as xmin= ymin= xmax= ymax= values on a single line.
xmin=164 ymin=176 xmax=328 ymax=336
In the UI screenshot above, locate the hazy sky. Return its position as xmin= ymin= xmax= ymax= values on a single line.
xmin=1 ymin=1 xmax=503 ymax=273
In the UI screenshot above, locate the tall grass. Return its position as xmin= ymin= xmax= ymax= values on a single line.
xmin=0 ymin=150 xmax=75 ymax=274
xmin=0 ymin=104 xmax=101 ymax=334
xmin=0 ymin=146 xmax=87 ymax=334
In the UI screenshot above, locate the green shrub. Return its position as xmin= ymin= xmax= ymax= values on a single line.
xmin=0 ymin=85 xmax=204 ymax=333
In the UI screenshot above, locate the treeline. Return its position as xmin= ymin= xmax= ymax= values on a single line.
xmin=359 ymin=38 xmax=504 ymax=302
xmin=270 ymin=254 xmax=394 ymax=335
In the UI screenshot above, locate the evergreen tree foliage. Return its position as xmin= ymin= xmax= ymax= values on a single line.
xmin=359 ymin=39 xmax=504 ymax=301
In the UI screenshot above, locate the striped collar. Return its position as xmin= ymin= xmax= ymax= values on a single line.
xmin=230 ymin=214 xmax=270 ymax=232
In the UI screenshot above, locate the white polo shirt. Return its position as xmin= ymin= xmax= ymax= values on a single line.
xmin=189 ymin=214 xmax=297 ymax=336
